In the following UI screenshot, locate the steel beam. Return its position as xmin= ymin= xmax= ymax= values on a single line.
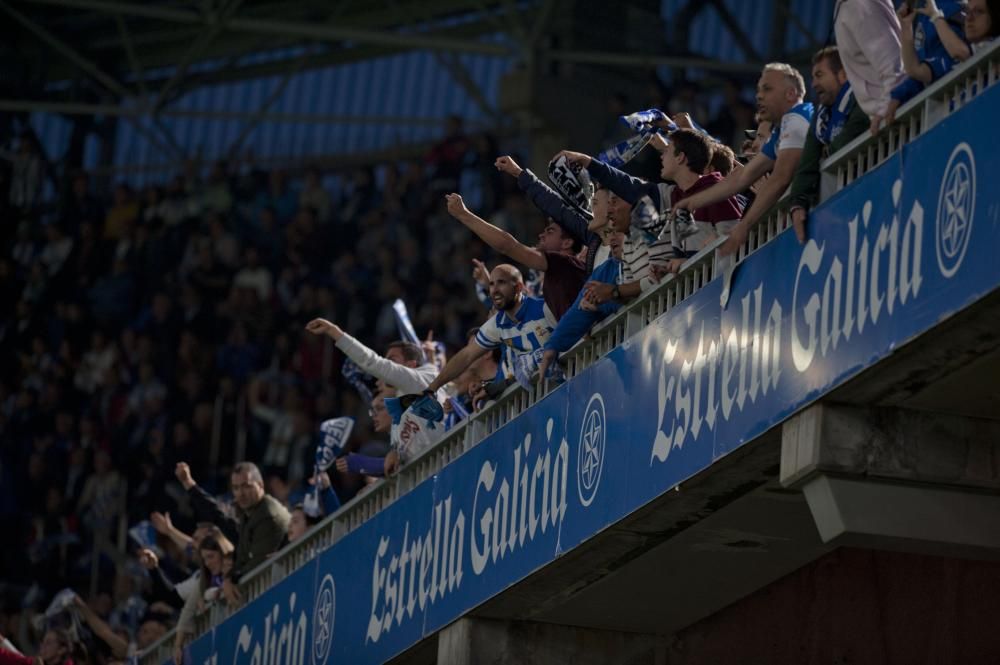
xmin=0 ymin=99 xmax=475 ymax=127
xmin=706 ymin=0 xmax=764 ymax=63
xmin=114 ymin=14 xmax=148 ymax=97
xmin=225 ymin=57 xmax=305 ymax=157
xmin=434 ymin=52 xmax=501 ymax=120
xmin=17 ymin=0 xmax=512 ymax=55
xmin=0 ymin=0 xmax=129 ymax=98
xmin=546 ymin=49 xmax=769 ymax=74
xmin=151 ymin=0 xmax=245 ymax=112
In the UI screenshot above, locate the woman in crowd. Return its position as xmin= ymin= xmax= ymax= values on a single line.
xmin=920 ymin=0 xmax=1000 ymax=60
xmin=173 ymin=534 xmax=234 ymax=663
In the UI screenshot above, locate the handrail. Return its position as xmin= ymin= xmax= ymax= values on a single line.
xmin=139 ymin=41 xmax=1000 ymax=664
xmin=821 ymin=38 xmax=1000 ymax=199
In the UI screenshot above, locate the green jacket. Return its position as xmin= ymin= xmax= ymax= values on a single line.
xmin=788 ymin=93 xmax=869 ymax=210
xmin=234 ymin=494 xmax=290 ymax=576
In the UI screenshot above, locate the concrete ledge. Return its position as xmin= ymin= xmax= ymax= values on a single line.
xmin=781 ymin=403 xmax=1000 ymax=490
xmin=802 ymin=474 xmax=1000 ymax=555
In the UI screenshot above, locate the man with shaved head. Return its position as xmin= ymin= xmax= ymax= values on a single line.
xmin=421 ymin=263 xmax=557 ymax=396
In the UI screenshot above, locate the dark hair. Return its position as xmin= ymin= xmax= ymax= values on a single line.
xmin=708 ymin=142 xmax=737 ymax=176
xmin=548 ymin=220 xmax=584 ymax=254
xmin=670 ymin=129 xmax=712 ymax=175
xmin=812 ymin=46 xmax=843 ymax=74
xmin=386 ymin=340 xmax=424 ymax=365
xmin=198 ymin=534 xmax=235 ymax=592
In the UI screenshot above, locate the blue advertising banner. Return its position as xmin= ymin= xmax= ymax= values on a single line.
xmin=179 ymin=83 xmax=1000 ymax=664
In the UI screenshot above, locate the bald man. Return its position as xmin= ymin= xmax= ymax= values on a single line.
xmin=423 ymin=264 xmax=556 ymax=395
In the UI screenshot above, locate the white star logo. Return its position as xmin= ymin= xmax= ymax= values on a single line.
xmin=936 ymin=143 xmax=976 ymax=279
xmin=941 ymin=164 xmax=970 ymax=258
xmin=312 ymin=574 xmax=335 ymax=664
xmin=577 ymin=393 xmax=606 ymax=507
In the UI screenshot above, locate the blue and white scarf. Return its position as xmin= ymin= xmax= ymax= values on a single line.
xmin=815 ymin=83 xmax=854 ymax=147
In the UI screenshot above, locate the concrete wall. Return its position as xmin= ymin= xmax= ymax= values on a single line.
xmin=665 ymin=548 xmax=1000 ymax=665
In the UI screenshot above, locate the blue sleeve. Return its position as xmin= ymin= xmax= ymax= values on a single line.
xmin=891 ymin=77 xmax=925 ymax=105
xmin=344 ymin=453 xmax=385 ymax=477
xmin=544 ymin=260 xmax=621 ymax=353
xmin=321 ymin=486 xmax=341 ymax=515
xmin=924 ymin=53 xmax=956 ymax=82
xmin=761 ymin=130 xmax=779 ymax=161
xmin=586 ymin=160 xmax=662 ymax=209
xmin=518 ymin=169 xmax=600 ymax=247
xmin=544 ymin=300 xmax=605 ymax=353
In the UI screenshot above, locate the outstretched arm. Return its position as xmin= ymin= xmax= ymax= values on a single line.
xmin=445 ymin=193 xmax=548 ymax=272
xmin=426 ymin=339 xmax=490 ymax=393
xmin=719 ymin=147 xmax=802 ymax=255
xmin=497 ymin=156 xmax=599 ymax=247
xmin=305 ymin=319 xmax=432 ymax=394
xmin=73 ymin=595 xmax=129 ymax=659
xmin=677 ymin=152 xmax=770 ymax=214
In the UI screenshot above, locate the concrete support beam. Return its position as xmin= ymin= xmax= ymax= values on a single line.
xmin=437 ymin=617 xmax=667 ymax=665
xmin=781 ymin=403 xmax=1000 ymax=555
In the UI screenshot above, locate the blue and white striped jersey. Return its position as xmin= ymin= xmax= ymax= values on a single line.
xmin=475 ymin=295 xmax=557 ymax=380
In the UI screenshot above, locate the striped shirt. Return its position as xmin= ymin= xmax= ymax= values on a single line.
xmin=475 ymin=295 xmax=557 ymax=380
xmin=621 ymin=226 xmax=673 ymax=291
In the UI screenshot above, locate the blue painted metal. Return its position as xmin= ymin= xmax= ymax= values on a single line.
xmin=171 ymin=62 xmax=1000 ymax=665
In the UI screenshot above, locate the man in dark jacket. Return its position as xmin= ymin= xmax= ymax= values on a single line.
xmin=175 ymin=461 xmax=290 ymax=604
xmin=495 ymin=155 xmax=609 ymax=274
xmin=788 ymin=46 xmax=871 ymax=237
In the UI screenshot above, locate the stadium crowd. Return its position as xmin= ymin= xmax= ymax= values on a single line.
xmin=0 ymin=0 xmax=997 ymax=662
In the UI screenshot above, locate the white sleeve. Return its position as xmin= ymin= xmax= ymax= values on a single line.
xmin=778 ymin=113 xmax=810 ymax=152
xmin=474 ymin=316 xmax=501 ymax=349
xmin=335 ymin=334 xmax=431 ymax=394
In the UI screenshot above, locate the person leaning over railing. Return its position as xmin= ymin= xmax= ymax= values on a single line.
xmin=444 ymin=192 xmax=586 ymax=322
xmin=172 ymin=534 xmax=234 ymax=664
xmin=173 ymin=462 xmax=289 ymax=608
xmin=303 ymin=320 xmax=444 ymax=402
xmin=407 ymin=264 xmax=556 ymax=422
xmin=887 ymin=0 xmax=968 ymax=126
xmin=676 ymin=63 xmax=812 ymax=255
xmin=926 ymin=0 xmax=1000 ymax=57
xmin=833 ymin=0 xmax=906 ymax=134
xmin=788 ymin=46 xmax=870 ymax=237
xmin=536 ymin=228 xmax=627 ymax=383
xmin=494 ymin=155 xmax=610 ymax=275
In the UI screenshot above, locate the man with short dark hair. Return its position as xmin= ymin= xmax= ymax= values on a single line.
xmin=676 ymin=62 xmax=814 ymax=254
xmin=557 ymin=127 xmax=744 ymax=305
xmin=305 ymin=319 xmax=441 ymax=398
xmin=788 ymin=46 xmax=870 ymax=238
xmin=174 ymin=461 xmax=289 ymax=589
xmin=444 ymin=192 xmax=586 ymax=320
xmin=495 ymin=155 xmax=610 ymax=275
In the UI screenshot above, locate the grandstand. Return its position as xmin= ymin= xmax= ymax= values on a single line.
xmin=2 ymin=1 xmax=1000 ymax=664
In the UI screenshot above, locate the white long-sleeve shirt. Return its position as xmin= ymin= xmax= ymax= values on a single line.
xmin=834 ymin=0 xmax=906 ymax=118
xmin=335 ymin=333 xmax=439 ymax=396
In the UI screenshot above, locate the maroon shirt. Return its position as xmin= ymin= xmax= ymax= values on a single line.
xmin=542 ymin=251 xmax=587 ymax=321
xmin=670 ymin=172 xmax=744 ymax=225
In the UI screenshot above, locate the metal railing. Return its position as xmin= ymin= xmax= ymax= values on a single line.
xmin=140 ymin=40 xmax=1000 ymax=664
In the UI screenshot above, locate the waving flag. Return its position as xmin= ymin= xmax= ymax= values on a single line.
xmin=620 ymin=108 xmax=676 ymax=133
xmin=392 ymin=299 xmax=420 ymax=344
xmin=316 ymin=417 xmax=355 ymax=471
xmin=341 ymin=358 xmax=375 ymax=405
xmin=595 ymin=132 xmax=655 ymax=168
